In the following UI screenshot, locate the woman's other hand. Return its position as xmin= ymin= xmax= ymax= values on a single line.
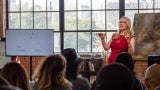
xmin=97 ymin=33 xmax=106 ymax=40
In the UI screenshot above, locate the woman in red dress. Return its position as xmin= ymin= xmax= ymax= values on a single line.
xmin=98 ymin=16 xmax=135 ymax=64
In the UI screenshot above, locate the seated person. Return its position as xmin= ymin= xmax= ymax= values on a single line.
xmin=32 ymin=54 xmax=72 ymax=90
xmin=95 ymin=63 xmax=135 ymax=90
xmin=144 ymin=63 xmax=160 ymax=90
xmin=1 ymin=62 xmax=31 ymax=90
xmin=62 ymin=48 xmax=90 ymax=90
xmin=115 ymin=52 xmax=145 ymax=90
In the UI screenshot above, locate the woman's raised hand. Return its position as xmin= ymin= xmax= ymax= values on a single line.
xmin=97 ymin=33 xmax=106 ymax=40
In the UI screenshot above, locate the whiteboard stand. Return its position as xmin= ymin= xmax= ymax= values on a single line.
xmin=30 ymin=56 xmax=33 ymax=81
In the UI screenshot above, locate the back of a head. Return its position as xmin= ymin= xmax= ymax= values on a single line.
xmin=33 ymin=55 xmax=66 ymax=85
xmin=65 ymin=62 xmax=78 ymax=80
xmin=96 ymin=63 xmax=134 ymax=90
xmin=144 ymin=63 xmax=160 ymax=89
xmin=32 ymin=54 xmax=72 ymax=89
xmin=115 ymin=52 xmax=134 ymax=72
xmin=1 ymin=62 xmax=30 ymax=90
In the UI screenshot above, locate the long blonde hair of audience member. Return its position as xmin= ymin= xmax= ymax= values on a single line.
xmin=1 ymin=62 xmax=31 ymax=90
xmin=144 ymin=63 xmax=160 ymax=90
xmin=32 ymin=54 xmax=72 ymax=90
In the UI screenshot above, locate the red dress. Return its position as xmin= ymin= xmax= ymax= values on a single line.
xmin=107 ymin=35 xmax=128 ymax=64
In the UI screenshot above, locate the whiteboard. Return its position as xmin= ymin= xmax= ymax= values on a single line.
xmin=6 ymin=29 xmax=54 ymax=56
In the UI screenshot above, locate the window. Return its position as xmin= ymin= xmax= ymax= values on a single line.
xmin=7 ymin=0 xmax=60 ymax=52
xmin=6 ymin=0 xmax=160 ymax=55
xmin=125 ymin=0 xmax=160 ymax=24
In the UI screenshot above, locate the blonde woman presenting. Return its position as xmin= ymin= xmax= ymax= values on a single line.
xmin=98 ymin=16 xmax=135 ymax=64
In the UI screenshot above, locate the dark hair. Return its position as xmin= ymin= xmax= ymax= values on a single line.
xmin=96 ymin=63 xmax=134 ymax=90
xmin=0 ymin=76 xmax=10 ymax=86
xmin=1 ymin=62 xmax=31 ymax=90
xmin=115 ymin=52 xmax=134 ymax=72
xmin=66 ymin=61 xmax=78 ymax=79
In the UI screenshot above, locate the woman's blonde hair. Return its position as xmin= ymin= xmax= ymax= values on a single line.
xmin=119 ymin=16 xmax=134 ymax=36
xmin=32 ymin=54 xmax=72 ymax=90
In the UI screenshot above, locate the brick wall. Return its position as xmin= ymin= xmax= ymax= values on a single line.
xmin=16 ymin=56 xmax=45 ymax=78
xmin=134 ymin=60 xmax=147 ymax=84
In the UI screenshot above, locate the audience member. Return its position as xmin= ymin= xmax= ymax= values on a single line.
xmin=115 ymin=52 xmax=145 ymax=90
xmin=95 ymin=63 xmax=134 ymax=90
xmin=62 ymin=48 xmax=90 ymax=90
xmin=144 ymin=63 xmax=160 ymax=90
xmin=1 ymin=62 xmax=31 ymax=90
xmin=32 ymin=54 xmax=72 ymax=90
